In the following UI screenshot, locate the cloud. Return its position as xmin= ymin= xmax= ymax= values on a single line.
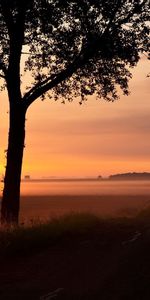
xmin=45 ymin=112 xmax=150 ymax=136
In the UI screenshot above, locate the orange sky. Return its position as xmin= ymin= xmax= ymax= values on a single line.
xmin=0 ymin=57 xmax=150 ymax=179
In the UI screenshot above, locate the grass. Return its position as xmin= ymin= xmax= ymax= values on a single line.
xmin=1 ymin=210 xmax=150 ymax=299
xmin=0 ymin=213 xmax=104 ymax=257
xmin=0 ymin=210 xmax=148 ymax=258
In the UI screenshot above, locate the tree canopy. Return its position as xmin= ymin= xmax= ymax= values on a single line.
xmin=0 ymin=0 xmax=149 ymax=105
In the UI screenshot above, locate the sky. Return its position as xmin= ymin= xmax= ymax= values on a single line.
xmin=0 ymin=57 xmax=150 ymax=179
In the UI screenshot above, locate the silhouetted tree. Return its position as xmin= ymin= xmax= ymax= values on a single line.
xmin=0 ymin=0 xmax=149 ymax=223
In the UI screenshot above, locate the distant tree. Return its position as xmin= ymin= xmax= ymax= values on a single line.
xmin=0 ymin=0 xmax=149 ymax=223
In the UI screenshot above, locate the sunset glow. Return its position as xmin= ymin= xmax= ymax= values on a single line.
xmin=0 ymin=58 xmax=150 ymax=179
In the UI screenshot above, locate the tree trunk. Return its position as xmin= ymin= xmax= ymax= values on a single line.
xmin=1 ymin=105 xmax=26 ymax=224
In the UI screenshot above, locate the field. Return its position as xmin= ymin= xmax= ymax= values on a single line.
xmin=19 ymin=194 xmax=150 ymax=223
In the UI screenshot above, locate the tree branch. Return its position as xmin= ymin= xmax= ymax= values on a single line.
xmin=6 ymin=5 xmax=26 ymax=101
xmin=1 ymin=2 xmax=14 ymax=38
xmin=23 ymin=0 xmax=123 ymax=108
xmin=117 ymin=0 xmax=147 ymax=26
xmin=23 ymin=52 xmax=85 ymax=107
xmin=0 ymin=60 xmax=7 ymax=77
xmin=0 ymin=74 xmax=5 ymax=79
xmin=24 ymin=0 xmax=145 ymax=108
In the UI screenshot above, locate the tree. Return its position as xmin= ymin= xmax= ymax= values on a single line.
xmin=0 ymin=0 xmax=149 ymax=224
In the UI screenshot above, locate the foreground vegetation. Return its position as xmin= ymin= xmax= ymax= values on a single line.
xmin=0 ymin=214 xmax=103 ymax=257
xmin=0 ymin=210 xmax=150 ymax=299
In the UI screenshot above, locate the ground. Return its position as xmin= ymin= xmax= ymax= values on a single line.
xmin=0 ymin=214 xmax=150 ymax=300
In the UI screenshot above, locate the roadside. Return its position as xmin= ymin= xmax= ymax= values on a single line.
xmin=0 ymin=212 xmax=150 ymax=299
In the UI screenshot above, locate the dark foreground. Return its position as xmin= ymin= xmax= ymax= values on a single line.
xmin=0 ymin=212 xmax=150 ymax=300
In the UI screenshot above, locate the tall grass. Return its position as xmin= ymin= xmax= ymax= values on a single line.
xmin=0 ymin=213 xmax=101 ymax=257
xmin=0 ymin=208 xmax=150 ymax=258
